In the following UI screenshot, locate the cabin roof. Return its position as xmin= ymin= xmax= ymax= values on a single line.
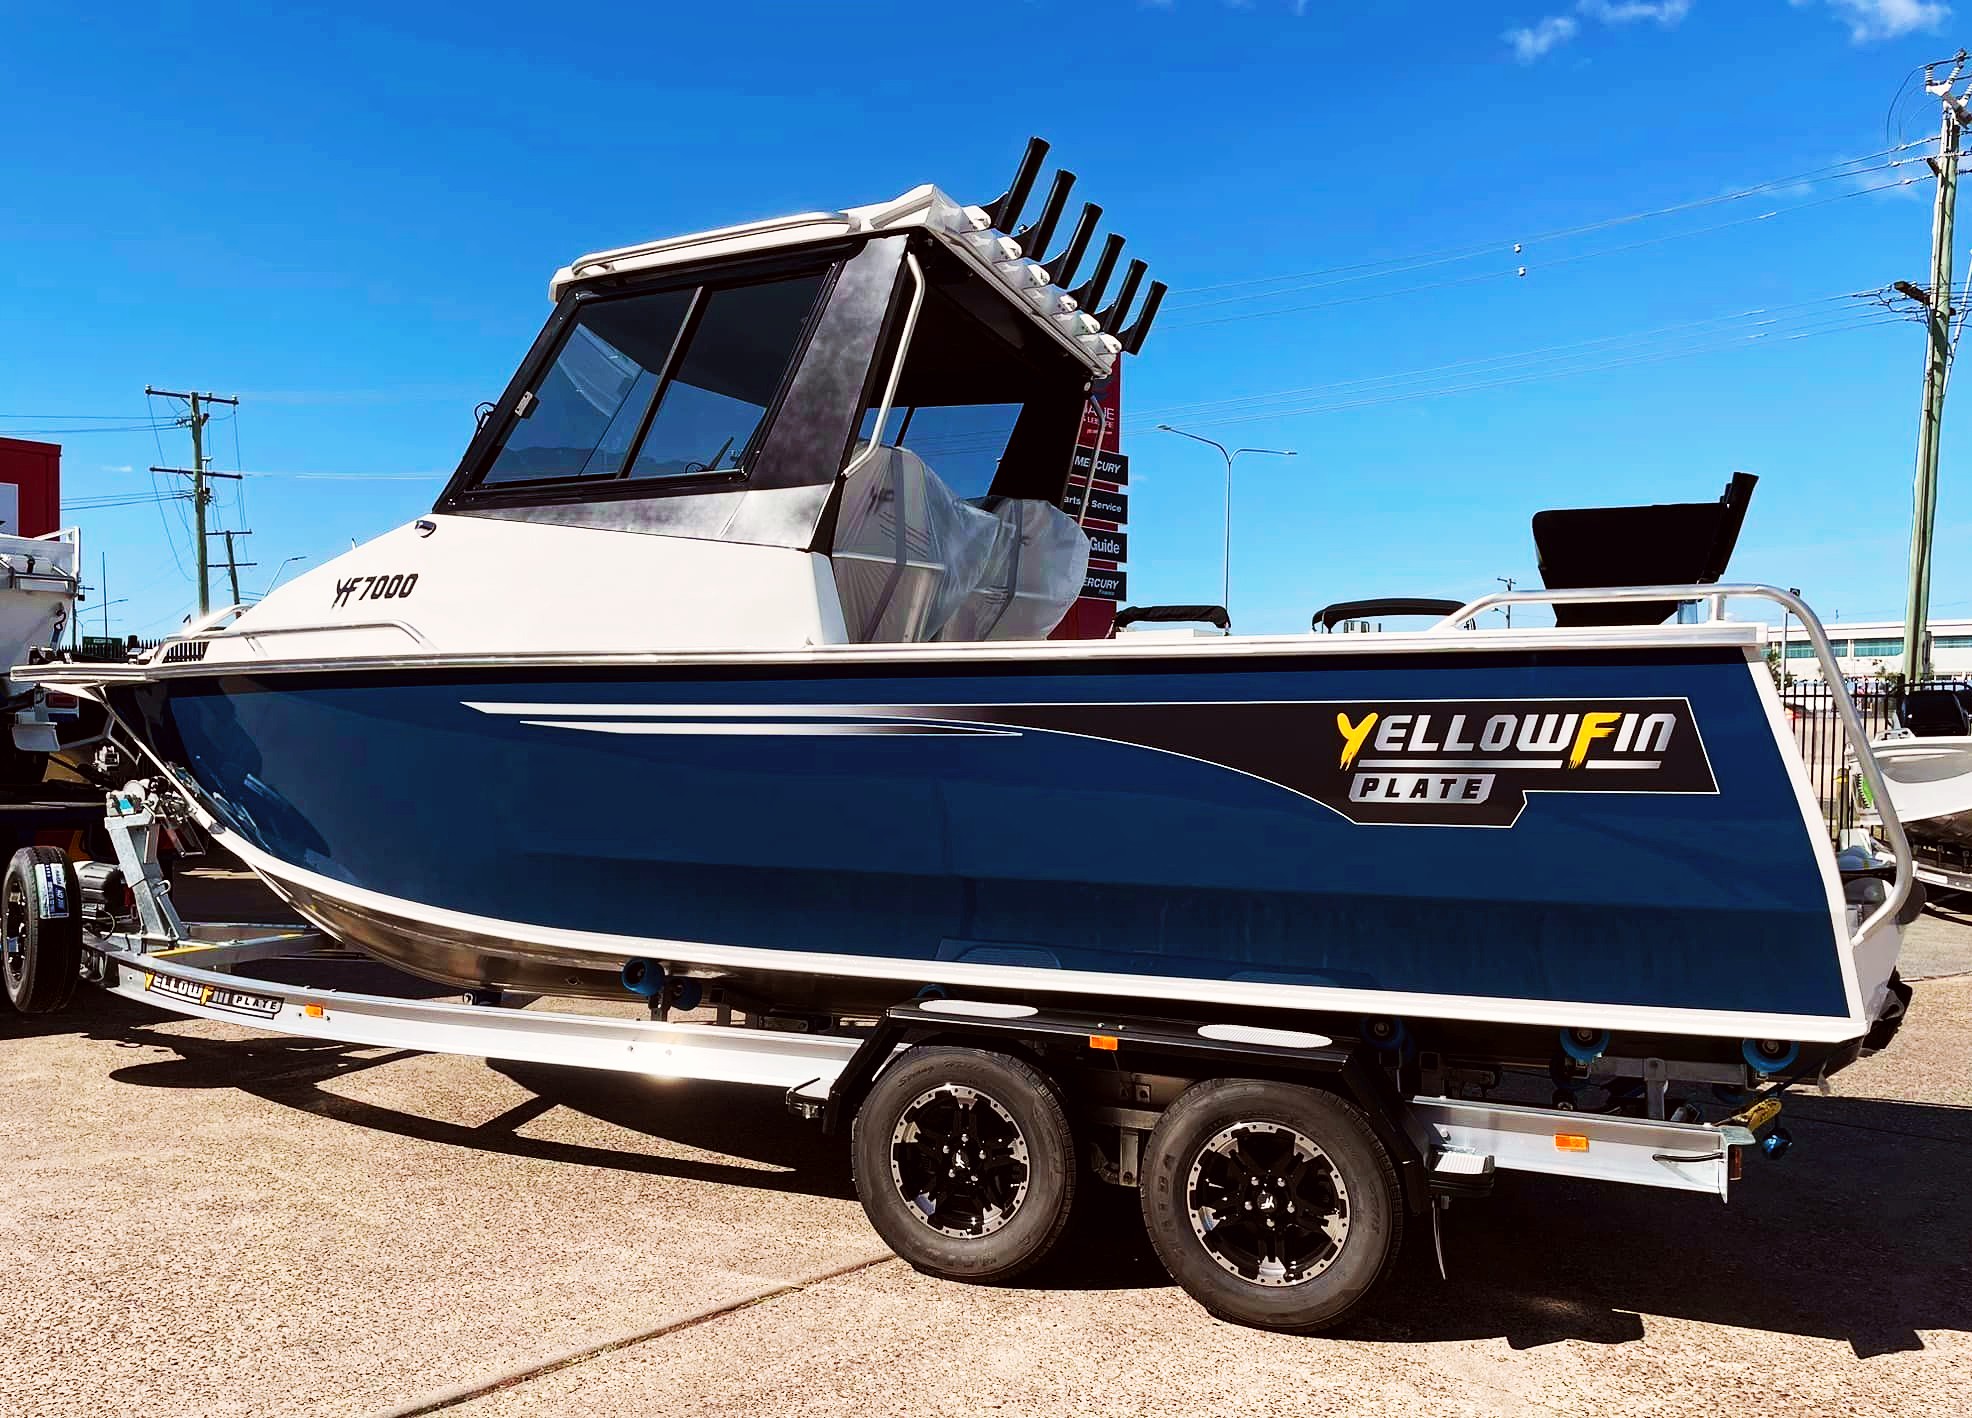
xmin=550 ymin=185 xmax=1121 ymax=379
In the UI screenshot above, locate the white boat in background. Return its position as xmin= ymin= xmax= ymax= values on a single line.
xmin=0 ymin=526 xmax=81 ymax=783
xmin=1869 ymin=686 xmax=1972 ymax=848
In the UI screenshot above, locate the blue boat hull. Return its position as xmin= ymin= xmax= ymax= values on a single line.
xmin=109 ymin=641 xmax=1854 ymax=1039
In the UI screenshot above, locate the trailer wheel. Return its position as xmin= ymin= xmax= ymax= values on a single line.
xmin=851 ymin=1046 xmax=1075 ymax=1283
xmin=2 ymin=847 xmax=82 ymax=1015
xmin=1140 ymin=1079 xmax=1402 ymax=1333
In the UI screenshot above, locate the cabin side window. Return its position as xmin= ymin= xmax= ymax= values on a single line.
xmin=469 ymin=269 xmax=829 ymax=493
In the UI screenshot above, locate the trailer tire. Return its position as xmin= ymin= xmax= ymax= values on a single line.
xmin=2 ymin=847 xmax=82 ymax=1015
xmin=851 ymin=1045 xmax=1075 ymax=1283
xmin=1140 ymin=1078 xmax=1402 ymax=1333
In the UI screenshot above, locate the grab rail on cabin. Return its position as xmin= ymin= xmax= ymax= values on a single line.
xmin=1433 ymin=582 xmax=1914 ymax=954
xmin=150 ymin=612 xmax=430 ymax=661
xmin=222 ymin=619 xmax=429 ymax=647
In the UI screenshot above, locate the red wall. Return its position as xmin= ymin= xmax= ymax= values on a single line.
xmin=0 ymin=438 xmax=61 ymax=536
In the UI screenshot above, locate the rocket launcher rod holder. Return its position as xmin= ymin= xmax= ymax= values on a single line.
xmin=1015 ymin=169 xmax=1075 ymax=261
xmin=1097 ymin=258 xmax=1147 ymax=336
xmin=1072 ymin=233 xmax=1125 ymax=311
xmin=983 ymin=137 xmax=1049 ymax=232
xmin=1121 ymin=280 xmax=1167 ymax=355
xmin=980 ymin=135 xmax=1166 ymax=356
xmin=1043 ymin=203 xmax=1102 ymax=290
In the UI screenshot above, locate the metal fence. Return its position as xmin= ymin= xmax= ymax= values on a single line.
xmin=75 ymin=635 xmax=162 ymax=663
xmin=1779 ymin=675 xmax=1962 ymax=843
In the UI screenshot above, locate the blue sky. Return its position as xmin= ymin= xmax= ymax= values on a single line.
xmin=1 ymin=0 xmax=1966 ymax=638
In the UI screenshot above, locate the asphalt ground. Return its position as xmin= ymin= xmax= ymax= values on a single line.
xmin=2 ymin=871 xmax=1968 ymax=1417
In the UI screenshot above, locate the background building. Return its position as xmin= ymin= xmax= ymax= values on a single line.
xmin=1767 ymin=617 xmax=1972 ymax=681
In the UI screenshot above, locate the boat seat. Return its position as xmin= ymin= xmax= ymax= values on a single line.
xmin=1532 ymin=471 xmax=1757 ymax=627
xmin=1897 ymin=689 xmax=1972 ymax=737
xmin=829 ymin=445 xmax=1000 ymax=642
xmin=937 ymin=498 xmax=1090 ymax=642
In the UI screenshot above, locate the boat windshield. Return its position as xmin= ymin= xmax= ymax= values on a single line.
xmin=472 ymin=270 xmax=828 ymax=490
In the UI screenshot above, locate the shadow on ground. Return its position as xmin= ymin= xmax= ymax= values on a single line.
xmin=32 ymin=987 xmax=1971 ymax=1359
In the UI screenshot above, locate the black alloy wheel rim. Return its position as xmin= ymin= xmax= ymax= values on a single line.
xmin=3 ymin=875 xmax=27 ymax=997
xmin=1184 ymin=1121 xmax=1351 ymax=1287
xmin=888 ymin=1083 xmax=1031 ymax=1238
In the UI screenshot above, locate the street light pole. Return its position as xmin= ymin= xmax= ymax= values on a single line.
xmin=263 ymin=555 xmax=309 ymax=596
xmin=1155 ymin=424 xmax=1296 ymax=620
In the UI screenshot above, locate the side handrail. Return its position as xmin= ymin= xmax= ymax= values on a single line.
xmin=1434 ymin=582 xmax=1913 ymax=951
xmin=223 ymin=619 xmax=429 ymax=647
xmin=150 ymin=614 xmax=429 ymax=659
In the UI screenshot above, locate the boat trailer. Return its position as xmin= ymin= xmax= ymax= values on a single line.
xmin=3 ymin=779 xmax=1798 ymax=1333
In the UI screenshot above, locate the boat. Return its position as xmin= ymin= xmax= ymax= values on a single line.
xmin=0 ymin=523 xmax=84 ymax=785
xmin=1866 ymin=684 xmax=1972 ymax=852
xmin=22 ymin=141 xmax=1914 ymax=1084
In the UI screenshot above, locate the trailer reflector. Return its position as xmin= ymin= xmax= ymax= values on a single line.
xmin=1554 ymin=1133 xmax=1590 ymax=1152
xmin=1088 ymin=1034 xmax=1119 ymax=1051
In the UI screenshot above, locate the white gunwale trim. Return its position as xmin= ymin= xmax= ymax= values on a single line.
xmin=18 ymin=621 xmax=1765 ymax=688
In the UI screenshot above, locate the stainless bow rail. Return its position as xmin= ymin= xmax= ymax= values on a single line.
xmin=1434 ymin=582 xmax=1914 ymax=949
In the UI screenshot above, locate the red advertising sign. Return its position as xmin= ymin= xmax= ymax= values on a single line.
xmin=1054 ymin=366 xmax=1126 ymax=639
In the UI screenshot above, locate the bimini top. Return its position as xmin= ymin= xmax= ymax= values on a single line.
xmin=550 ymin=138 xmax=1166 ymax=381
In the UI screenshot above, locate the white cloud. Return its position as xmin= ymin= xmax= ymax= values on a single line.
xmin=99 ymin=464 xmax=133 ymax=473
xmin=1820 ymin=0 xmax=1951 ymax=43
xmin=1506 ymin=0 xmax=1692 ymax=64
xmin=1578 ymin=0 xmax=1693 ymax=22
xmin=1506 ymin=14 xmax=1580 ymax=62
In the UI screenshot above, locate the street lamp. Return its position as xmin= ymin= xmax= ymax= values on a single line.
xmin=1155 ymin=425 xmax=1296 ymax=619
xmin=263 ymin=555 xmax=309 ymax=596
xmin=94 ymin=597 xmax=129 ymax=640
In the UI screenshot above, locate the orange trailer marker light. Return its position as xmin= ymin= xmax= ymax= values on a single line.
xmin=1088 ymin=1034 xmax=1119 ymax=1051
xmin=303 ymin=1003 xmax=326 ymax=1019
xmin=1555 ymin=1133 xmax=1590 ymax=1152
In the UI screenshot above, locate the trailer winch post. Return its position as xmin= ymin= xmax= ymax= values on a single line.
xmin=103 ymin=782 xmax=187 ymax=947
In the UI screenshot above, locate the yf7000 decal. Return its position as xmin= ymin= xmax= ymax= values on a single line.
xmin=332 ymin=573 xmax=418 ymax=609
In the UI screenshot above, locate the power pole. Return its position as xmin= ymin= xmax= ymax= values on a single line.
xmin=1899 ymin=53 xmax=1971 ymax=685
xmin=214 ymin=529 xmax=256 ymax=605
xmin=146 ymin=386 xmax=240 ymax=614
xmin=1495 ymin=575 xmax=1516 ymax=629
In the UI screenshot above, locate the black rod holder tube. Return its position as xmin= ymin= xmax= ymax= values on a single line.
xmin=1044 ymin=203 xmax=1101 ymax=289
xmin=1072 ymin=233 xmax=1125 ymax=309
xmin=984 ymin=137 xmax=1049 ymax=231
xmin=1016 ymin=169 xmax=1075 ymax=259
xmin=1121 ymin=280 xmax=1167 ymax=355
xmin=1099 ymin=258 xmax=1147 ymax=334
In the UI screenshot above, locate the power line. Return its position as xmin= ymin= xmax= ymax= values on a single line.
xmin=143 ymin=391 xmax=193 ymax=583
xmin=66 ymin=491 xmax=197 ymax=510
xmin=1169 ymin=176 xmax=1926 ymax=331
xmin=1137 ymin=291 xmax=1890 ymax=423
xmin=148 ymin=386 xmax=241 ymax=614
xmin=0 ymin=422 xmax=185 ymax=436
xmin=1153 ymin=311 xmax=1906 ymax=430
xmin=1170 ymin=140 xmax=1933 ymax=306
xmin=1176 ymin=158 xmax=1918 ymax=315
xmin=904 ymin=300 xmax=1903 ymax=459
xmin=0 ymin=412 xmax=164 ymax=421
